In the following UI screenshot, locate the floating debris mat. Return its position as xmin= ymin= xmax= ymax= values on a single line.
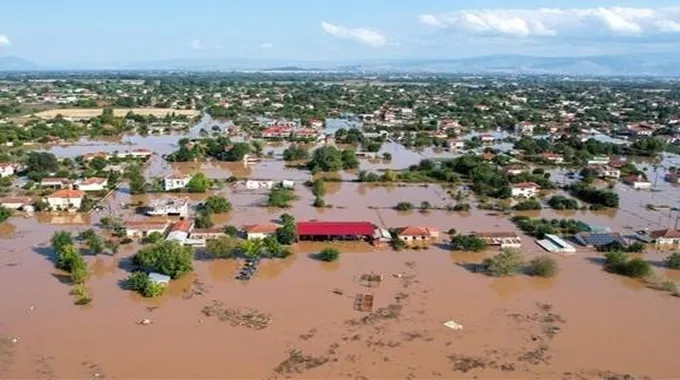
xmin=354 ymin=293 xmax=374 ymax=312
xmin=360 ymin=273 xmax=383 ymax=287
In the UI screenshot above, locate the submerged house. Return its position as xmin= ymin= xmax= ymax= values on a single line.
xmin=244 ymin=224 xmax=279 ymax=240
xmin=164 ymin=173 xmax=191 ymax=191
xmin=536 ymin=234 xmax=576 ymax=254
xmin=0 ymin=196 xmax=32 ymax=210
xmin=650 ymin=229 xmax=680 ymax=249
xmin=146 ymin=198 xmax=189 ymax=218
xmin=574 ymin=232 xmax=627 ymax=248
xmin=124 ymin=220 xmax=169 ymax=239
xmin=395 ymin=226 xmax=440 ymax=247
xmin=296 ymin=221 xmax=376 ymax=242
xmin=474 ymin=231 xmax=522 ymax=249
xmin=45 ymin=189 xmax=85 ymax=210
xmin=623 ymin=174 xmax=652 ymax=190
xmin=74 ymin=177 xmax=108 ymax=192
xmin=511 ymin=182 xmax=539 ymax=198
xmin=40 ymin=177 xmax=72 ymax=189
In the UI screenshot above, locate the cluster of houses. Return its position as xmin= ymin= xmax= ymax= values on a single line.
xmin=81 ymin=149 xmax=153 ymax=161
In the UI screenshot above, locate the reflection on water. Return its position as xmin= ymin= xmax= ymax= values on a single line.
xmin=0 ymin=223 xmax=17 ymax=239
xmin=36 ymin=212 xmax=91 ymax=225
xmin=527 ymin=276 xmax=556 ymax=291
xmin=319 ymin=260 xmax=340 ymax=272
xmin=258 ymin=256 xmax=296 ymax=280
xmin=208 ymin=259 xmax=241 ymax=282
xmin=91 ymin=257 xmax=118 ymax=278
xmin=489 ymin=276 xmax=524 ymax=298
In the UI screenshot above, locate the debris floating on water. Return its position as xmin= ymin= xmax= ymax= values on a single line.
xmin=443 ymin=320 xmax=464 ymax=330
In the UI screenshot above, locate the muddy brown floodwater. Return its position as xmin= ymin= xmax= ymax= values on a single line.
xmin=1 ymin=137 xmax=680 ymax=378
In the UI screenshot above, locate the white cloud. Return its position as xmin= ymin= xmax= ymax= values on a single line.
xmin=419 ymin=7 xmax=680 ymax=38
xmin=190 ymin=40 xmax=203 ymax=50
xmin=0 ymin=35 xmax=10 ymax=47
xmin=259 ymin=43 xmax=273 ymax=49
xmin=321 ymin=21 xmax=387 ymax=47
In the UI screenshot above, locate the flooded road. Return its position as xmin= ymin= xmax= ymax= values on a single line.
xmin=1 ymin=130 xmax=679 ymax=378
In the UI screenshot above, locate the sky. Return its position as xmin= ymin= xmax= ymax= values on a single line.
xmin=1 ymin=0 xmax=680 ymax=65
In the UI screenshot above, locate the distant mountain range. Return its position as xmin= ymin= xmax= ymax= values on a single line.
xmin=2 ymin=53 xmax=680 ymax=76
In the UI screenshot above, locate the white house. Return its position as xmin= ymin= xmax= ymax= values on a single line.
xmin=0 ymin=196 xmax=32 ymax=210
xmin=164 ymin=173 xmax=191 ymax=191
xmin=124 ymin=220 xmax=169 ymax=239
xmin=650 ymin=229 xmax=680 ymax=249
xmin=587 ymin=156 xmax=610 ymax=165
xmin=246 ymin=180 xmax=274 ymax=190
xmin=146 ymin=198 xmax=189 ymax=218
xmin=243 ymin=224 xmax=279 ymax=240
xmin=0 ymin=163 xmax=18 ymax=178
xmin=511 ymin=182 xmax=539 ymax=198
xmin=598 ymin=166 xmax=621 ymax=180
xmin=40 ymin=177 xmax=71 ymax=189
xmin=541 ymin=153 xmax=564 ymax=164
xmin=74 ymin=177 xmax=108 ymax=192
xmin=448 ymin=139 xmax=465 ymax=151
xmin=45 ymin=189 xmax=85 ymax=210
xmin=624 ymin=174 xmax=652 ymax=190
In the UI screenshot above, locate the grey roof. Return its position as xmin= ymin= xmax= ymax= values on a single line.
xmin=148 ymin=272 xmax=171 ymax=285
xmin=575 ymin=232 xmax=625 ymax=247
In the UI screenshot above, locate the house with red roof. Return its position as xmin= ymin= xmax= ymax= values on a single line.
xmin=296 ymin=221 xmax=376 ymax=242
xmin=45 ymin=189 xmax=85 ymax=210
xmin=262 ymin=126 xmax=292 ymax=139
xmin=124 ymin=220 xmax=170 ymax=239
xmin=244 ymin=223 xmax=279 ymax=240
xmin=395 ymin=226 xmax=440 ymax=247
xmin=74 ymin=177 xmax=108 ymax=192
xmin=540 ymin=152 xmax=564 ymax=164
xmin=40 ymin=177 xmax=72 ymax=189
xmin=650 ymin=229 xmax=680 ymax=249
xmin=511 ymin=182 xmax=540 ymax=198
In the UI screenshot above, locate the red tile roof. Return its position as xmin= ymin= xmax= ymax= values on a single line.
xmin=244 ymin=224 xmax=279 ymax=234
xmin=397 ymin=226 xmax=438 ymax=237
xmin=650 ymin=229 xmax=680 ymax=239
xmin=296 ymin=221 xmax=375 ymax=236
xmin=125 ymin=220 xmax=168 ymax=231
xmin=512 ymin=182 xmax=539 ymax=189
xmin=170 ymin=220 xmax=193 ymax=233
xmin=80 ymin=177 xmax=107 ymax=185
xmin=48 ymin=189 xmax=85 ymax=198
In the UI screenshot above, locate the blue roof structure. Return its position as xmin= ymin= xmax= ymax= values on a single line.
xmin=575 ymin=232 xmax=625 ymax=247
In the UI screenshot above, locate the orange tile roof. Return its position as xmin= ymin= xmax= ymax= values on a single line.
xmin=243 ymin=224 xmax=279 ymax=234
xmin=398 ymin=226 xmax=438 ymax=236
xmin=512 ymin=182 xmax=539 ymax=189
xmin=49 ymin=189 xmax=85 ymax=198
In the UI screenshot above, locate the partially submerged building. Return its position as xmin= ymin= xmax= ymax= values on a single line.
xmin=474 ymin=231 xmax=522 ymax=249
xmin=124 ymin=220 xmax=169 ymax=239
xmin=574 ymin=232 xmax=627 ymax=248
xmin=394 ymin=226 xmax=440 ymax=247
xmin=45 ymin=189 xmax=85 ymax=210
xmin=650 ymin=229 xmax=680 ymax=249
xmin=146 ymin=198 xmax=189 ymax=218
xmin=0 ymin=196 xmax=32 ymax=210
xmin=164 ymin=173 xmax=191 ymax=191
xmin=243 ymin=224 xmax=279 ymax=240
xmin=296 ymin=221 xmax=376 ymax=242
xmin=536 ymin=234 xmax=576 ymax=254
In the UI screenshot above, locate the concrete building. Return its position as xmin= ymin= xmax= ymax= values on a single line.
xmin=164 ymin=173 xmax=191 ymax=191
xmin=650 ymin=229 xmax=680 ymax=249
xmin=395 ymin=226 xmax=440 ymax=247
xmin=124 ymin=220 xmax=169 ymax=239
xmin=244 ymin=224 xmax=279 ymax=240
xmin=0 ymin=163 xmax=19 ymax=177
xmin=0 ymin=196 xmax=32 ymax=210
xmin=74 ymin=177 xmax=108 ymax=192
xmin=45 ymin=189 xmax=85 ymax=210
xmin=511 ymin=182 xmax=539 ymax=198
xmin=40 ymin=177 xmax=71 ymax=189
xmin=146 ymin=198 xmax=189 ymax=218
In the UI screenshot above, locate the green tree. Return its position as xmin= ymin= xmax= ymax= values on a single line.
xmin=206 ymin=236 xmax=239 ymax=259
xmin=70 ymin=258 xmax=89 ymax=284
xmin=666 ymin=252 xmax=680 ymax=269
xmin=51 ymin=231 xmax=74 ymax=254
xmin=267 ymin=187 xmax=297 ymax=208
xmin=195 ymin=211 xmax=214 ymax=229
xmin=26 ymin=152 xmax=59 ymax=173
xmin=131 ymin=241 xmax=194 ymax=279
xmin=283 ymin=144 xmax=309 ymax=161
xmin=451 ymin=234 xmax=488 ymax=252
xmin=526 ymin=256 xmax=559 ymax=277
xmin=200 ymin=195 xmax=232 ymax=213
xmin=241 ymin=239 xmax=264 ymax=258
xmin=126 ymin=272 xmax=165 ymax=297
xmin=261 ymin=236 xmax=291 ymax=258
xmin=316 ymin=247 xmax=340 ymax=262
xmin=0 ymin=206 xmax=12 ymax=223
xmin=187 ymin=173 xmax=211 ymax=193
xmin=307 ymin=146 xmax=343 ymax=172
xmin=87 ymin=235 xmax=105 ymax=254
xmin=483 ymin=248 xmax=524 ymax=277
xmin=395 ymin=202 xmax=414 ymax=211
xmin=142 ymin=231 xmax=164 ymax=244
xmin=223 ymin=142 xmax=251 ymax=161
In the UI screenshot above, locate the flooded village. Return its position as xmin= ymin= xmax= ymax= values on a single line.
xmin=1 ymin=73 xmax=680 ymax=379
